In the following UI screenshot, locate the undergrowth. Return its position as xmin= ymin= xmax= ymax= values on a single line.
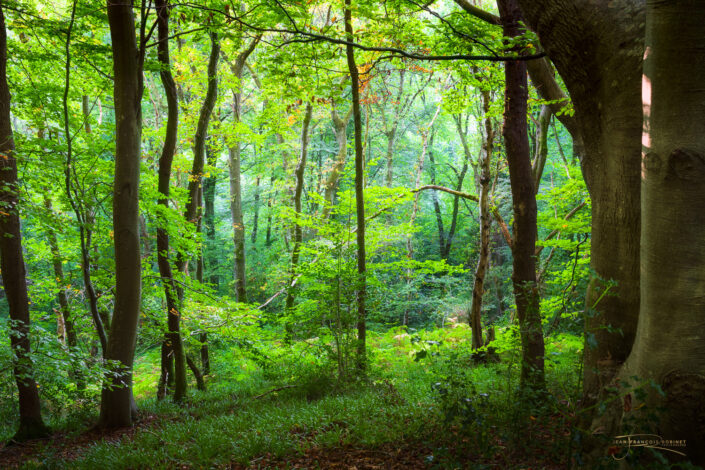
xmin=4 ymin=324 xmax=585 ymax=469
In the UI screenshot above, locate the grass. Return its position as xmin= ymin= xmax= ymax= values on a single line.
xmin=3 ymin=324 xmax=586 ymax=469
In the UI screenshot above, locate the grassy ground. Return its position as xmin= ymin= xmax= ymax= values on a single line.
xmin=1 ymin=324 xmax=586 ymax=469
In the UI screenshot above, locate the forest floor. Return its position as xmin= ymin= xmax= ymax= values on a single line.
xmin=0 ymin=327 xmax=582 ymax=469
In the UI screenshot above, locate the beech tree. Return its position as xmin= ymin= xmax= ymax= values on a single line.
xmin=99 ymin=0 xmax=145 ymax=428
xmin=0 ymin=3 xmax=49 ymax=441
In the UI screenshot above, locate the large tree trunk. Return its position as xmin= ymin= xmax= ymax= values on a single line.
xmin=469 ymin=90 xmax=494 ymax=350
xmin=498 ymin=0 xmax=544 ymax=389
xmin=0 ymin=5 xmax=49 ymax=441
xmin=516 ymin=0 xmax=643 ymax=433
xmin=155 ymin=0 xmax=186 ymax=403
xmin=344 ymin=0 xmax=367 ymax=372
xmin=618 ymin=2 xmax=705 ymax=465
xmin=226 ymin=36 xmax=260 ymax=303
xmin=284 ymin=103 xmax=313 ymax=316
xmin=99 ymin=0 xmax=143 ymax=428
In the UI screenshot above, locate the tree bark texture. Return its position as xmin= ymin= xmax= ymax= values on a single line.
xmin=155 ymin=0 xmax=186 ymax=403
xmin=470 ymin=89 xmax=494 ymax=350
xmin=100 ymin=0 xmax=143 ymax=428
xmin=345 ymin=0 xmax=367 ymax=372
xmin=0 ymin=5 xmax=49 ymax=440
xmin=619 ymin=2 xmax=705 ymax=464
xmin=498 ymin=0 xmax=545 ymax=389
xmin=516 ymin=0 xmax=643 ymax=425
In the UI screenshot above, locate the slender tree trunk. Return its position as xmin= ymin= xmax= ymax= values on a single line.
xmin=99 ymin=0 xmax=144 ymax=428
xmin=226 ymin=36 xmax=260 ymax=303
xmin=181 ymin=31 xmax=219 ymax=274
xmin=43 ymin=196 xmax=83 ymax=389
xmin=498 ymin=0 xmax=544 ymax=389
xmin=427 ymin=134 xmax=446 ymax=257
xmin=532 ymin=105 xmax=550 ymax=192
xmin=322 ymin=102 xmax=352 ymax=220
xmin=61 ymin=4 xmax=108 ymax=356
xmin=0 ymin=6 xmax=49 ymax=440
xmin=618 ymin=2 xmax=705 ymax=465
xmin=284 ymin=103 xmax=313 ymax=317
xmin=203 ymin=136 xmax=218 ymax=287
xmin=155 ymin=0 xmax=186 ymax=403
xmin=265 ymin=173 xmax=275 ymax=247
xmin=251 ymin=176 xmax=260 ymax=243
xmin=345 ymin=0 xmax=367 ymax=372
xmin=469 ymin=90 xmax=495 ymax=350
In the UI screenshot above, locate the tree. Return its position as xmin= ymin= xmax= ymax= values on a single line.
xmin=224 ymin=35 xmax=259 ymax=303
xmin=0 ymin=3 xmax=50 ymax=441
xmin=619 ymin=1 xmax=705 ymax=464
xmin=155 ymin=0 xmax=187 ymax=403
xmin=497 ymin=0 xmax=544 ymax=389
xmin=469 ymin=89 xmax=494 ymax=350
xmin=284 ymin=102 xmax=313 ymax=319
xmin=99 ymin=0 xmax=144 ymax=428
xmin=344 ymin=0 xmax=367 ymax=372
xmin=514 ymin=0 xmax=643 ymax=443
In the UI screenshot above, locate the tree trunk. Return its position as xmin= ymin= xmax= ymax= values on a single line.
xmin=515 ymin=0 xmax=643 ymax=441
xmin=322 ymin=101 xmax=352 ymax=220
xmin=43 ymin=196 xmax=83 ymax=389
xmin=532 ymin=104 xmax=550 ymax=192
xmin=427 ymin=133 xmax=446 ymax=257
xmin=0 ymin=5 xmax=49 ymax=440
xmin=226 ymin=36 xmax=260 ymax=303
xmin=619 ymin=2 xmax=705 ymax=464
xmin=203 ymin=136 xmax=218 ymax=287
xmin=61 ymin=7 xmax=108 ymax=356
xmin=284 ymin=103 xmax=313 ymax=317
xmin=345 ymin=0 xmax=367 ymax=372
xmin=251 ymin=175 xmax=260 ymax=243
xmin=181 ymin=31 xmax=219 ymax=273
xmin=99 ymin=0 xmax=143 ymax=428
xmin=470 ymin=90 xmax=495 ymax=350
xmin=155 ymin=0 xmax=186 ymax=403
xmin=498 ymin=0 xmax=544 ymax=389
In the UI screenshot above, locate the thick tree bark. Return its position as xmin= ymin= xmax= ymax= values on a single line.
xmin=0 ymin=5 xmax=49 ymax=440
xmin=516 ymin=0 xmax=644 ymax=440
xmin=226 ymin=36 xmax=260 ymax=303
xmin=155 ymin=0 xmax=186 ymax=403
xmin=344 ymin=0 xmax=367 ymax=372
xmin=617 ymin=2 xmax=705 ymax=465
xmin=99 ymin=0 xmax=143 ymax=428
xmin=469 ymin=90 xmax=494 ymax=350
xmin=284 ymin=103 xmax=313 ymax=316
xmin=498 ymin=0 xmax=544 ymax=389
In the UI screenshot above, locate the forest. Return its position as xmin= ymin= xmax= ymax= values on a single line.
xmin=0 ymin=0 xmax=703 ymax=468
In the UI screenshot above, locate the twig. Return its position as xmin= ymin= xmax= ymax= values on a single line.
xmin=253 ymin=384 xmax=298 ymax=400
